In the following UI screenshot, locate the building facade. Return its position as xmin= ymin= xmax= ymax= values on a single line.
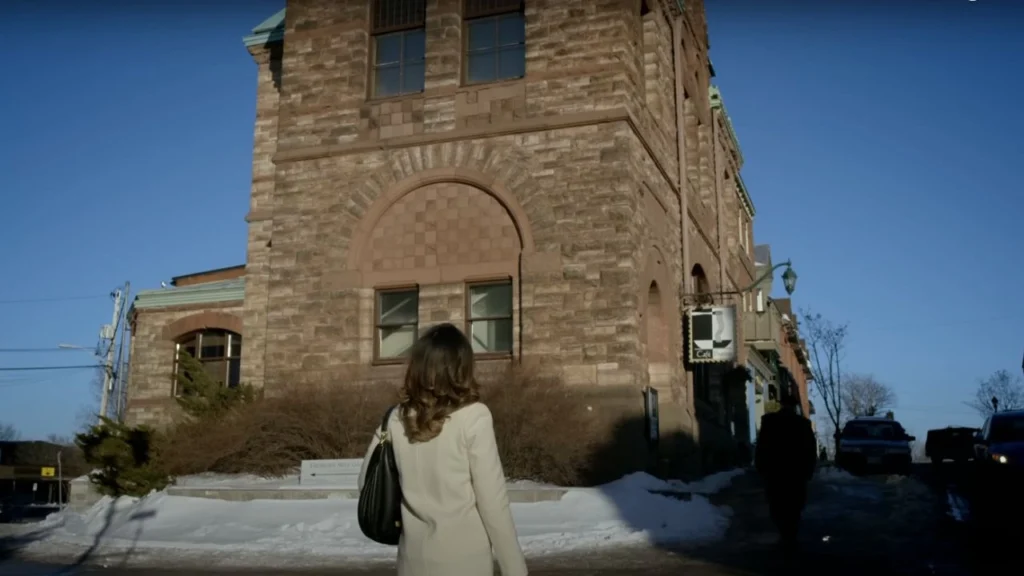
xmin=126 ymin=0 xmax=805 ymax=473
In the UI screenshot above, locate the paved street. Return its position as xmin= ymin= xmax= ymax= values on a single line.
xmin=0 ymin=466 xmax=988 ymax=575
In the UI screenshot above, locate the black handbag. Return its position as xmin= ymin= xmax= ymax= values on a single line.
xmin=357 ymin=405 xmax=403 ymax=546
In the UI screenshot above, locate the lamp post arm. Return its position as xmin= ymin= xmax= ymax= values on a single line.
xmin=736 ymin=260 xmax=792 ymax=295
xmin=682 ymin=260 xmax=792 ymax=300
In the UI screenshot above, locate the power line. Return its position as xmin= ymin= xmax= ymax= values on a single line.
xmin=0 ymin=365 xmax=101 ymax=372
xmin=0 ymin=294 xmax=110 ymax=305
xmin=0 ymin=347 xmax=96 ymax=353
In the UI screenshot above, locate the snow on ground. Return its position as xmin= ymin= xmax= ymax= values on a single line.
xmin=35 ymin=471 xmax=741 ymax=562
xmin=172 ymin=472 xmax=562 ymax=491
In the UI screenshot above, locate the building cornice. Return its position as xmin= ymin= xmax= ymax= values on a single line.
xmin=709 ymin=85 xmax=755 ymax=219
xmin=133 ymin=278 xmax=245 ymax=311
xmin=243 ymin=8 xmax=285 ymax=49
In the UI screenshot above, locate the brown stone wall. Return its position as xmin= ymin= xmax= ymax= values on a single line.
xmin=126 ymin=303 xmax=244 ymax=427
xmin=241 ymin=41 xmax=282 ymax=389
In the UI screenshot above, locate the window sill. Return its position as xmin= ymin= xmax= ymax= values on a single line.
xmin=461 ymin=76 xmax=525 ymax=91
xmin=365 ymin=90 xmax=426 ymax=106
xmin=372 ymin=358 xmax=408 ymax=367
xmin=474 ymin=352 xmax=513 ymax=362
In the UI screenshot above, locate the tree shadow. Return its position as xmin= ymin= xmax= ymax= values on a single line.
xmin=60 ymin=498 xmax=157 ymax=570
xmin=0 ymin=525 xmax=55 ymax=563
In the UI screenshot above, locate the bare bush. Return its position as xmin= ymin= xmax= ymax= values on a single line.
xmin=159 ymin=381 xmax=399 ymax=477
xmin=158 ymin=363 xmax=597 ymax=486
xmin=481 ymin=364 xmax=599 ymax=486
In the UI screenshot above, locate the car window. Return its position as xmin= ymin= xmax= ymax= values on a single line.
xmin=989 ymin=416 xmax=1024 ymax=443
xmin=843 ymin=422 xmax=903 ymax=440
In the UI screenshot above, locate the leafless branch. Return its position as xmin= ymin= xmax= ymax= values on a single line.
xmin=0 ymin=422 xmax=20 ymax=441
xmin=801 ymin=309 xmax=849 ymax=450
xmin=843 ymin=374 xmax=897 ymax=418
xmin=965 ymin=369 xmax=1024 ymax=418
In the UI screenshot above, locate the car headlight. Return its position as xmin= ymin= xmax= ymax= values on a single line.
xmin=991 ymin=453 xmax=1009 ymax=464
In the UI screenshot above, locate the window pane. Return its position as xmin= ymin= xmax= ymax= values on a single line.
xmin=403 ymin=29 xmax=426 ymax=61
xmin=180 ymin=344 xmax=196 ymax=359
xmin=375 ymin=33 xmax=402 ymax=65
xmin=199 ymin=331 xmax=226 ymax=359
xmin=497 ymin=46 xmax=525 ymax=80
xmin=467 ymin=53 xmax=496 ymax=83
xmin=375 ymin=65 xmax=401 ymax=97
xmin=470 ymin=318 xmax=513 ymax=353
xmin=470 ymin=283 xmax=512 ymax=318
xmin=379 ymin=290 xmax=418 ymax=325
xmin=379 ymin=325 xmax=417 ymax=359
xmin=403 ymin=62 xmax=425 ymax=93
xmin=202 ymin=360 xmax=227 ymax=385
xmin=228 ymin=358 xmax=241 ymax=388
xmin=229 ymin=333 xmax=242 ymax=357
xmin=467 ymin=19 xmax=496 ymax=52
xmin=497 ymin=13 xmax=524 ymax=46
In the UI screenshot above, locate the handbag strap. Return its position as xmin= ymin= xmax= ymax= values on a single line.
xmin=379 ymin=404 xmax=399 ymax=442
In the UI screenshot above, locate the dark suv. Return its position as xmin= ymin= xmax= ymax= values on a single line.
xmin=835 ymin=417 xmax=915 ymax=475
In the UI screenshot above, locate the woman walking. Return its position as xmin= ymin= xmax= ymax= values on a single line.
xmin=358 ymin=323 xmax=528 ymax=576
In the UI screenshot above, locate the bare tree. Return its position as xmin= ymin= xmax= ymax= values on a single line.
xmin=843 ymin=374 xmax=897 ymax=418
xmin=802 ymin=310 xmax=849 ymax=452
xmin=0 ymin=422 xmax=20 ymax=441
xmin=966 ymin=369 xmax=1024 ymax=418
xmin=46 ymin=433 xmax=75 ymax=446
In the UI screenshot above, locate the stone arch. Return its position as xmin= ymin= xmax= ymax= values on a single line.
xmin=639 ymin=244 xmax=678 ymax=356
xmin=348 ymin=167 xmax=535 ymax=271
xmin=161 ymin=311 xmax=243 ymax=341
xmin=691 ymin=263 xmax=712 ymax=295
xmin=645 ymin=282 xmax=670 ymax=363
xmin=346 ymin=143 xmax=559 ymax=270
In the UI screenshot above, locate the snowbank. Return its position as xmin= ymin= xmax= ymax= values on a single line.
xmin=39 ymin=471 xmax=739 ymax=560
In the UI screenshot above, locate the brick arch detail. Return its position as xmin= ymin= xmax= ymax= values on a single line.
xmin=346 ymin=145 xmax=556 ymax=271
xmin=161 ymin=311 xmax=243 ymax=342
xmin=639 ymin=244 xmax=679 ymax=351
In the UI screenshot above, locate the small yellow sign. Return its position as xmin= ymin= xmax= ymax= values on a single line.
xmin=40 ymin=467 xmax=55 ymax=478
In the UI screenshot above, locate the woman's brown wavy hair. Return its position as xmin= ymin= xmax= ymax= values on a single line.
xmin=400 ymin=323 xmax=480 ymax=443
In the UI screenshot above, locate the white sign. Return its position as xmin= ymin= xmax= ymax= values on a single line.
xmin=688 ymin=306 xmax=737 ymax=363
xmin=299 ymin=459 xmax=362 ymax=488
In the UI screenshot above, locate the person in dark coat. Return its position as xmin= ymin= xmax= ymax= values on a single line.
xmin=755 ymin=391 xmax=818 ymax=550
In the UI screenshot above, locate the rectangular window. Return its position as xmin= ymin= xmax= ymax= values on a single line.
xmin=371 ymin=0 xmax=426 ymax=98
xmin=467 ymin=280 xmax=514 ymax=355
xmin=376 ymin=288 xmax=420 ymax=361
xmin=173 ymin=330 xmax=242 ymax=395
xmin=464 ymin=0 xmax=525 ymax=85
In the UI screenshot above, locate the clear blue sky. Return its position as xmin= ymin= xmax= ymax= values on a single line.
xmin=1 ymin=1 xmax=1021 ymax=441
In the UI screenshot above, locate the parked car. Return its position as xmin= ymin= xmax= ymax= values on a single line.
xmin=971 ymin=410 xmax=1024 ymax=521
xmin=925 ymin=426 xmax=979 ymax=465
xmin=835 ymin=417 xmax=915 ymax=475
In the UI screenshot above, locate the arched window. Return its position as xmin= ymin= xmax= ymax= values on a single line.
xmin=173 ymin=329 xmax=242 ymax=394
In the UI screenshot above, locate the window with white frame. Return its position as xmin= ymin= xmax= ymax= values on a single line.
xmin=174 ymin=330 xmax=242 ymax=394
xmin=466 ymin=281 xmax=513 ymax=354
xmin=371 ymin=0 xmax=426 ymax=98
xmin=376 ymin=288 xmax=419 ymax=361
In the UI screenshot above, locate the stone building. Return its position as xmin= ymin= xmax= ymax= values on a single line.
xmin=126 ymin=0 xmax=804 ymax=473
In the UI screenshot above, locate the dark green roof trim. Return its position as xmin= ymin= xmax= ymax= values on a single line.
xmin=243 ymin=8 xmax=285 ymax=48
xmin=709 ymin=85 xmax=755 ymax=218
xmin=133 ymin=278 xmax=245 ymax=311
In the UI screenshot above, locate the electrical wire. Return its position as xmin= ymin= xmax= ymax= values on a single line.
xmin=0 ymin=347 xmax=96 ymax=353
xmin=0 ymin=294 xmax=110 ymax=305
xmin=0 ymin=364 xmax=102 ymax=372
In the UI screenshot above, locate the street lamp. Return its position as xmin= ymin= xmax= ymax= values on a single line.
xmin=781 ymin=265 xmax=798 ymax=296
xmin=683 ymin=259 xmax=799 ymax=303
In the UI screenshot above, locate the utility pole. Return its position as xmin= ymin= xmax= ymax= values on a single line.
xmin=98 ymin=282 xmax=129 ymax=424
